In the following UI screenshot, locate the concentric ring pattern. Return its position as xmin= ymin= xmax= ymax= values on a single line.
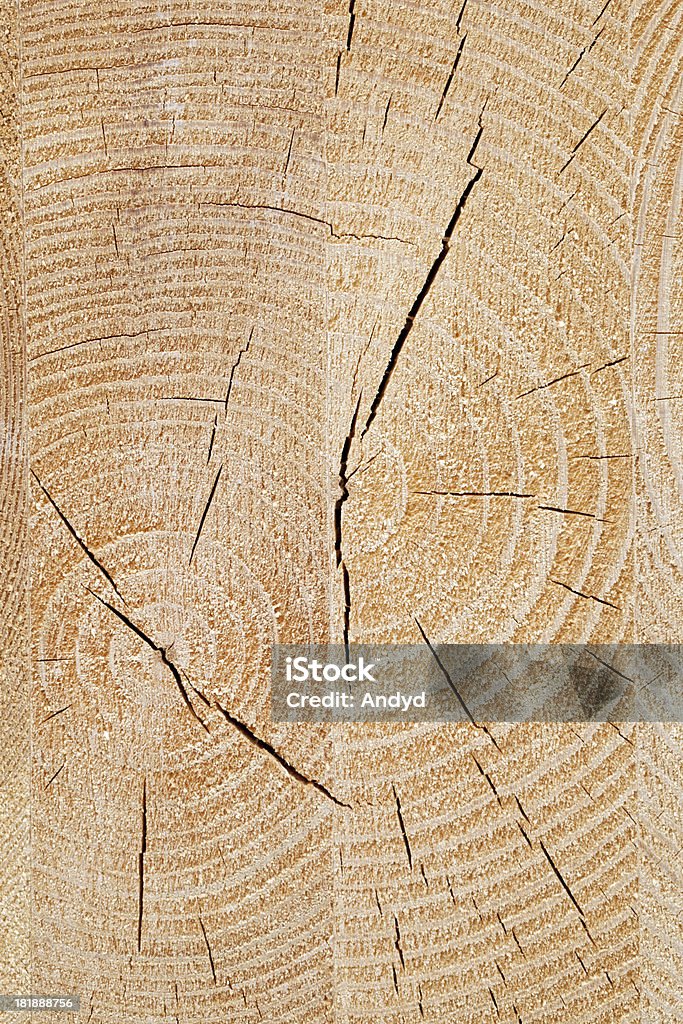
xmin=0 ymin=0 xmax=679 ymax=1021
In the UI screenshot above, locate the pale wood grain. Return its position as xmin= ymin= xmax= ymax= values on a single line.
xmin=0 ymin=1 xmax=681 ymax=1021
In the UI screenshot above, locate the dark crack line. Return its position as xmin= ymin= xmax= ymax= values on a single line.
xmin=560 ymin=26 xmax=605 ymax=88
xmin=512 ymin=928 xmax=526 ymax=958
xmin=335 ymin=392 xmax=363 ymax=656
xmin=472 ymin=754 xmax=502 ymax=806
xmin=207 ymin=414 xmax=218 ymax=464
xmin=518 ymin=821 xmax=532 ymax=847
xmin=580 ymin=917 xmax=597 ymax=947
xmin=455 ymin=0 xmax=468 ymax=33
xmin=393 ymin=915 xmax=405 ymax=968
xmin=592 ymin=0 xmax=612 ymax=25
xmin=435 ymin=34 xmax=467 ymax=121
xmin=346 ymin=0 xmax=356 ymax=50
xmin=550 ymin=578 xmax=620 ymax=610
xmin=32 ymin=470 xmax=125 ymax=602
xmin=517 ymin=363 xmax=590 ymax=398
xmin=225 ymin=328 xmax=253 ymax=412
xmin=537 ymin=505 xmax=609 ymax=521
xmin=198 ymin=916 xmax=217 ymax=984
xmin=283 ymin=128 xmax=295 ymax=179
xmin=360 ymin=111 xmax=485 ymax=440
xmin=571 ymin=452 xmax=633 ymax=460
xmin=200 ymin=200 xmax=412 ymax=245
xmin=591 ymin=354 xmax=627 ymax=374
xmin=415 ymin=490 xmax=535 ymax=498
xmin=215 ymin=703 xmax=351 ymax=807
xmin=41 ymin=705 xmax=72 ymax=723
xmin=515 ymin=795 xmax=530 ymax=823
xmin=138 ymin=777 xmax=147 ymax=953
xmin=88 ymin=589 xmax=209 ymax=731
xmin=45 ymin=763 xmax=65 ymax=788
xmin=415 ymin=617 xmax=478 ymax=725
xmin=383 ymin=95 xmax=392 ymax=132
xmin=189 ymin=465 xmax=223 ymax=566
xmin=200 ymin=199 xmax=331 ymax=230
xmin=415 ymin=616 xmax=501 ymax=748
xmin=538 ymin=839 xmax=584 ymax=917
xmin=585 ymin=648 xmax=634 ymax=685
xmin=164 ymin=396 xmax=224 ymax=404
xmin=559 ymin=108 xmax=608 ymax=173
xmin=392 ymin=783 xmax=413 ymax=870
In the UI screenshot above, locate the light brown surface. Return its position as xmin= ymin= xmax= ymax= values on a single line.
xmin=1 ymin=0 xmax=682 ymax=1021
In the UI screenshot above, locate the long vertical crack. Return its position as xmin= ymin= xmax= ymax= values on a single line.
xmin=360 ymin=112 xmax=486 ymax=440
xmin=137 ymin=777 xmax=147 ymax=953
xmin=334 ymin=392 xmax=363 ymax=656
xmin=434 ymin=34 xmax=467 ymax=121
xmin=189 ymin=464 xmax=222 ymax=566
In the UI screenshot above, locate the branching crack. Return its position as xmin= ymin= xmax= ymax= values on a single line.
xmin=88 ymin=589 xmax=209 ymax=731
xmin=335 ymin=393 xmax=363 ymax=654
xmin=360 ymin=110 xmax=485 ymax=439
xmin=225 ymin=329 xmax=253 ymax=412
xmin=32 ymin=470 xmax=125 ymax=602
xmin=200 ymin=200 xmax=412 ymax=246
xmin=215 ymin=703 xmax=351 ymax=807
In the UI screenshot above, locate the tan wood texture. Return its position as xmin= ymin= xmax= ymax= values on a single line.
xmin=1 ymin=0 xmax=683 ymax=1020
